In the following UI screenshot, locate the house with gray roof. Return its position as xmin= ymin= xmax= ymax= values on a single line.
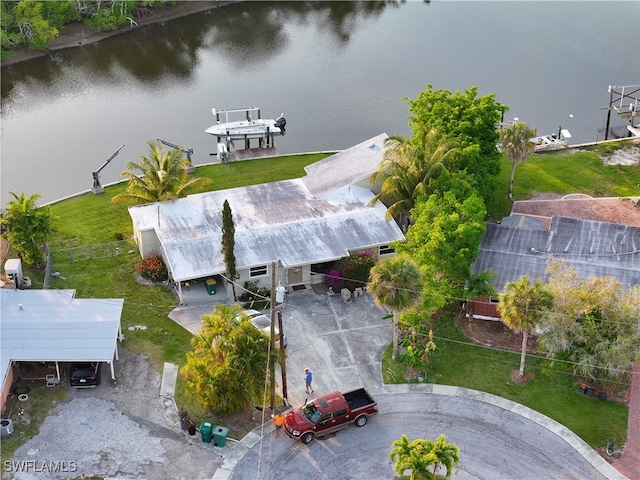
xmin=128 ymin=134 xmax=404 ymax=303
xmin=469 ymin=214 xmax=640 ymax=320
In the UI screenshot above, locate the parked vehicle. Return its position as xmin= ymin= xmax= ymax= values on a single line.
xmin=69 ymin=362 xmax=101 ymax=388
xmin=240 ymin=309 xmax=288 ymax=349
xmin=284 ymin=388 xmax=378 ymax=444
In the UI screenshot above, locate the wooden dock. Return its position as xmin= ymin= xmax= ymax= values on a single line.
xmin=227 ymin=147 xmax=278 ymax=162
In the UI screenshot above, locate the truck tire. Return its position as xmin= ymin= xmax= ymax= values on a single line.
xmin=301 ymin=432 xmax=314 ymax=444
xmin=355 ymin=415 xmax=368 ymax=427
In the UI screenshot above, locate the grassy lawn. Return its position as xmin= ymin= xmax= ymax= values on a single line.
xmin=4 ymin=144 xmax=637 ymax=457
xmin=382 ymin=306 xmax=629 ymax=449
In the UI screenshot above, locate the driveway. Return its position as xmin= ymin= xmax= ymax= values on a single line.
xmin=226 ymin=288 xmax=625 ymax=480
xmin=5 ymin=350 xmax=222 ymax=480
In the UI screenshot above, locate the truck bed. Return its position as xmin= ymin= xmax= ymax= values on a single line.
xmin=343 ymin=388 xmax=375 ymax=410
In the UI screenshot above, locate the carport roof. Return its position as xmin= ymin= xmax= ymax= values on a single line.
xmin=1 ymin=289 xmax=124 ymax=387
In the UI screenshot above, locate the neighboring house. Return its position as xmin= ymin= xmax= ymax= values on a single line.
xmin=0 ymin=289 xmax=124 ymax=412
xmin=128 ymin=134 xmax=404 ymax=303
xmin=469 ymin=197 xmax=640 ymax=321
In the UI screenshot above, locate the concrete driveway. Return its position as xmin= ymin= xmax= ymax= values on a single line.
xmin=223 ymin=288 xmax=625 ymax=480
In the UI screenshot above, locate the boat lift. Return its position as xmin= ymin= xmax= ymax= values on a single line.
xmin=91 ymin=144 xmax=125 ymax=194
xmin=157 ymin=138 xmax=195 ymax=173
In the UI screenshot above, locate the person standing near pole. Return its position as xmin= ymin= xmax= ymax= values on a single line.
xmin=304 ymin=368 xmax=314 ymax=394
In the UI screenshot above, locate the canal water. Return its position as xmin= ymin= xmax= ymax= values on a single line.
xmin=1 ymin=1 xmax=638 ymax=205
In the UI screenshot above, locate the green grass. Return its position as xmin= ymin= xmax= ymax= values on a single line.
xmin=484 ymin=146 xmax=640 ymax=221
xmin=6 ymin=144 xmax=636 ymax=456
xmin=382 ymin=306 xmax=629 ymax=449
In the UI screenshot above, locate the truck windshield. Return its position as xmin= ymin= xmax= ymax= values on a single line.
xmin=302 ymin=403 xmax=322 ymax=423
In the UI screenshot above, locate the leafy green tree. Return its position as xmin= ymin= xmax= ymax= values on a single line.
xmin=389 ymin=434 xmax=460 ymax=480
xmin=221 ymin=199 xmax=238 ymax=300
xmin=396 ymin=188 xmax=487 ymax=314
xmin=405 ymin=85 xmax=507 ymax=201
xmin=1 ymin=191 xmax=54 ymax=267
xmin=368 ymin=254 xmax=423 ymax=360
xmin=12 ymin=0 xmax=59 ymax=50
xmin=368 ymin=129 xmax=460 ymax=221
xmin=464 ymin=270 xmax=497 ymax=322
xmin=540 ymin=260 xmax=640 ymax=383
xmin=498 ymin=121 xmax=536 ymax=199
xmin=111 ymin=141 xmax=211 ymax=205
xmin=180 ymin=304 xmax=273 ymax=414
xmin=498 ymin=276 xmax=553 ymax=377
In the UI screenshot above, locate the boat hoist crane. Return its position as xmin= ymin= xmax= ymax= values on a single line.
xmin=91 ymin=144 xmax=125 ymax=194
xmin=157 ymin=138 xmax=196 ymax=173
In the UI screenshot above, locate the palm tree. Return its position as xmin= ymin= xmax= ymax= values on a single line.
xmin=368 ymin=254 xmax=423 ymax=360
xmin=464 ymin=270 xmax=497 ymax=322
xmin=369 ymin=129 xmax=460 ymax=221
xmin=429 ymin=434 xmax=460 ymax=479
xmin=389 ymin=434 xmax=437 ymax=480
xmin=1 ymin=191 xmax=54 ymax=267
xmin=498 ymin=121 xmax=536 ymax=200
xmin=111 ymin=140 xmax=211 ymax=205
xmin=498 ymin=276 xmax=554 ymax=377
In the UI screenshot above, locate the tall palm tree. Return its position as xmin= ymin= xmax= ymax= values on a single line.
xmin=498 ymin=276 xmax=554 ymax=377
xmin=464 ymin=270 xmax=497 ymax=322
xmin=498 ymin=121 xmax=536 ymax=200
xmin=111 ymin=140 xmax=211 ymax=205
xmin=368 ymin=254 xmax=423 ymax=360
xmin=369 ymin=129 xmax=460 ymax=221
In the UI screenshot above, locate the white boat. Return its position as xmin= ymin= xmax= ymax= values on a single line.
xmin=531 ymin=128 xmax=571 ymax=151
xmin=205 ymin=107 xmax=286 ymax=142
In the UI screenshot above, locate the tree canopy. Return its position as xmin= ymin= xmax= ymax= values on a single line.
xmin=498 ymin=121 xmax=536 ymax=199
xmin=498 ymin=276 xmax=553 ymax=377
xmin=396 ymin=187 xmax=487 ymax=314
xmin=539 ymin=260 xmax=640 ymax=383
xmin=111 ymin=141 xmax=212 ymax=205
xmin=368 ymin=253 xmax=423 ymax=360
xmin=368 ymin=129 xmax=460 ymax=221
xmin=180 ymin=304 xmax=274 ymax=414
xmin=1 ymin=191 xmax=55 ymax=267
xmin=389 ymin=433 xmax=460 ymax=480
xmin=405 ymin=85 xmax=507 ymax=201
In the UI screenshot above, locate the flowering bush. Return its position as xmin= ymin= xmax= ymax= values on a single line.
xmin=324 ymin=251 xmax=375 ymax=291
xmin=138 ymin=252 xmax=168 ymax=283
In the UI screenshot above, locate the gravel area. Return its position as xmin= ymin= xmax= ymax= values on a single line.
xmin=5 ymin=350 xmax=222 ymax=480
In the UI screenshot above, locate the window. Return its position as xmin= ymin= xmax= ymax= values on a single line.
xmin=250 ymin=265 xmax=267 ymax=277
xmin=335 ymin=408 xmax=348 ymax=417
xmin=489 ymin=296 xmax=500 ymax=304
xmin=379 ymin=245 xmax=394 ymax=255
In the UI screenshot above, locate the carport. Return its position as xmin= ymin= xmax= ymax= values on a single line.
xmin=0 ymin=289 xmax=124 ymax=411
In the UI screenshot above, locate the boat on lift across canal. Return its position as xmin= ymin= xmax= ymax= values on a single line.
xmin=205 ymin=107 xmax=286 ymax=150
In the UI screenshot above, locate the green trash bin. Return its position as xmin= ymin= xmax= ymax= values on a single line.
xmin=200 ymin=421 xmax=214 ymax=443
xmin=206 ymin=279 xmax=217 ymax=295
xmin=213 ymin=425 xmax=229 ymax=447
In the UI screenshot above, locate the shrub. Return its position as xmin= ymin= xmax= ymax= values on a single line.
xmin=324 ymin=251 xmax=376 ymax=291
xmin=238 ymin=281 xmax=270 ymax=310
xmin=137 ymin=252 xmax=168 ymax=283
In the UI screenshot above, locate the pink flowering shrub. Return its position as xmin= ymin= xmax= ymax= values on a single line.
xmin=138 ymin=252 xmax=168 ymax=283
xmin=324 ymin=251 xmax=375 ymax=291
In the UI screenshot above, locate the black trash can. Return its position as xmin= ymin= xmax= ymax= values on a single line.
xmin=188 ymin=421 xmax=196 ymax=436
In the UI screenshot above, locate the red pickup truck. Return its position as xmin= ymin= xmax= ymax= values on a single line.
xmin=283 ymin=388 xmax=378 ymax=444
